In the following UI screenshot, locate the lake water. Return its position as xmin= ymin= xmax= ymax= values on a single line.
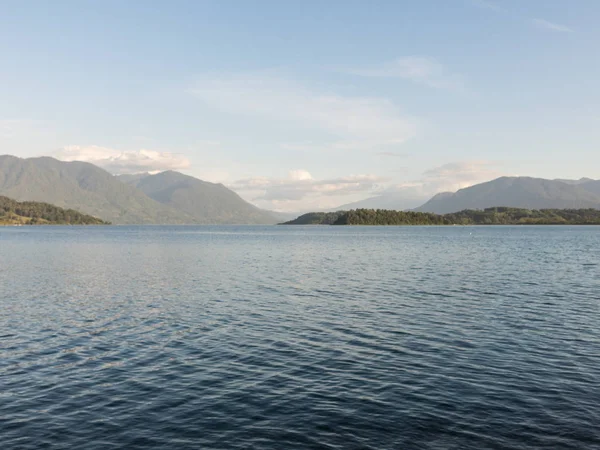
xmin=1 ymin=226 xmax=600 ymax=449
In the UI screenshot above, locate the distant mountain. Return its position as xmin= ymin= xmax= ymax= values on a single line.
xmin=119 ymin=171 xmax=277 ymax=224
xmin=580 ymin=179 xmax=600 ymax=196
xmin=331 ymin=192 xmax=427 ymax=212
xmin=267 ymin=210 xmax=298 ymax=223
xmin=415 ymin=176 xmax=600 ymax=214
xmin=0 ymin=195 xmax=108 ymax=225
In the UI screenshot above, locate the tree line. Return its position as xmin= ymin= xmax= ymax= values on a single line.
xmin=283 ymin=207 xmax=600 ymax=225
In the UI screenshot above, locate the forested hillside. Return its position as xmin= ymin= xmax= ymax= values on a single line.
xmin=283 ymin=207 xmax=600 ymax=225
xmin=0 ymin=196 xmax=109 ymax=225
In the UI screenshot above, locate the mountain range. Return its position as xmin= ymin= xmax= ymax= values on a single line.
xmin=1 ymin=155 xmax=599 ymax=222
xmin=326 ymin=176 xmax=600 ymax=214
xmin=414 ymin=176 xmax=600 ymax=214
xmin=0 ymin=155 xmax=277 ymax=224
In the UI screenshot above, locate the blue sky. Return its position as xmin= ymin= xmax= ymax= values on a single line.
xmin=1 ymin=0 xmax=599 ymax=211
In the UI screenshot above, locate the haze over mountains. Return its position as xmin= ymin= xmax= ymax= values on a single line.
xmin=0 ymin=155 xmax=277 ymax=224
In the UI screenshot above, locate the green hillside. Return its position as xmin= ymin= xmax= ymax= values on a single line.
xmin=0 ymin=196 xmax=108 ymax=225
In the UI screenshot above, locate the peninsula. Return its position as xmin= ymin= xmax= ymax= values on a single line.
xmin=282 ymin=207 xmax=600 ymax=226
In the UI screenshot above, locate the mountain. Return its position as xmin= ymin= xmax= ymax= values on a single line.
xmin=267 ymin=210 xmax=298 ymax=223
xmin=0 ymin=155 xmax=193 ymax=224
xmin=119 ymin=171 xmax=277 ymax=224
xmin=415 ymin=176 xmax=600 ymax=214
xmin=115 ymin=172 xmax=151 ymax=184
xmin=0 ymin=155 xmax=277 ymax=224
xmin=331 ymin=192 xmax=427 ymax=212
xmin=0 ymin=196 xmax=108 ymax=225
xmin=554 ymin=177 xmax=594 ymax=185
xmin=580 ymin=179 xmax=600 ymax=196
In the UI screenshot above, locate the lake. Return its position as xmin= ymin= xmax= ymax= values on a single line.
xmin=1 ymin=226 xmax=599 ymax=449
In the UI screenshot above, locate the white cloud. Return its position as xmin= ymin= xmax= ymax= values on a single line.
xmin=230 ymin=161 xmax=504 ymax=212
xmin=342 ymin=57 xmax=464 ymax=90
xmin=532 ymin=19 xmax=573 ymax=33
xmin=54 ymin=145 xmax=191 ymax=174
xmin=421 ymin=161 xmax=502 ymax=192
xmin=368 ymin=161 xmax=501 ymax=200
xmin=288 ymin=169 xmax=313 ymax=181
xmin=470 ymin=2 xmax=573 ymax=34
xmin=230 ymin=169 xmax=386 ymax=211
xmin=190 ymin=75 xmax=417 ymax=151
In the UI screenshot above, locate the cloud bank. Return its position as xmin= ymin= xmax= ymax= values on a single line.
xmin=54 ymin=145 xmax=191 ymax=174
xmin=229 ymin=161 xmax=502 ymax=212
xmin=231 ymin=170 xmax=386 ymax=211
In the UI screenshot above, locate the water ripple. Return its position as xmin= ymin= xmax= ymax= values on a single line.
xmin=1 ymin=225 xmax=600 ymax=449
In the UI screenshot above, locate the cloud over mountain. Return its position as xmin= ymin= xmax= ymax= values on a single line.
xmin=421 ymin=161 xmax=503 ymax=192
xmin=54 ymin=146 xmax=191 ymax=174
xmin=325 ymin=161 xmax=506 ymax=211
xmin=231 ymin=170 xmax=386 ymax=211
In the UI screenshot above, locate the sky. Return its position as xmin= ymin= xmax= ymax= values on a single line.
xmin=1 ymin=0 xmax=599 ymax=212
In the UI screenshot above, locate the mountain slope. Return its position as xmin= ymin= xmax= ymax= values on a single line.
xmin=0 ymin=155 xmax=195 ymax=224
xmin=580 ymin=179 xmax=600 ymax=196
xmin=120 ymin=171 xmax=277 ymax=224
xmin=415 ymin=177 xmax=600 ymax=214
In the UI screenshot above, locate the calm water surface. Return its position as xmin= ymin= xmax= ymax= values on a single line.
xmin=1 ymin=226 xmax=599 ymax=449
